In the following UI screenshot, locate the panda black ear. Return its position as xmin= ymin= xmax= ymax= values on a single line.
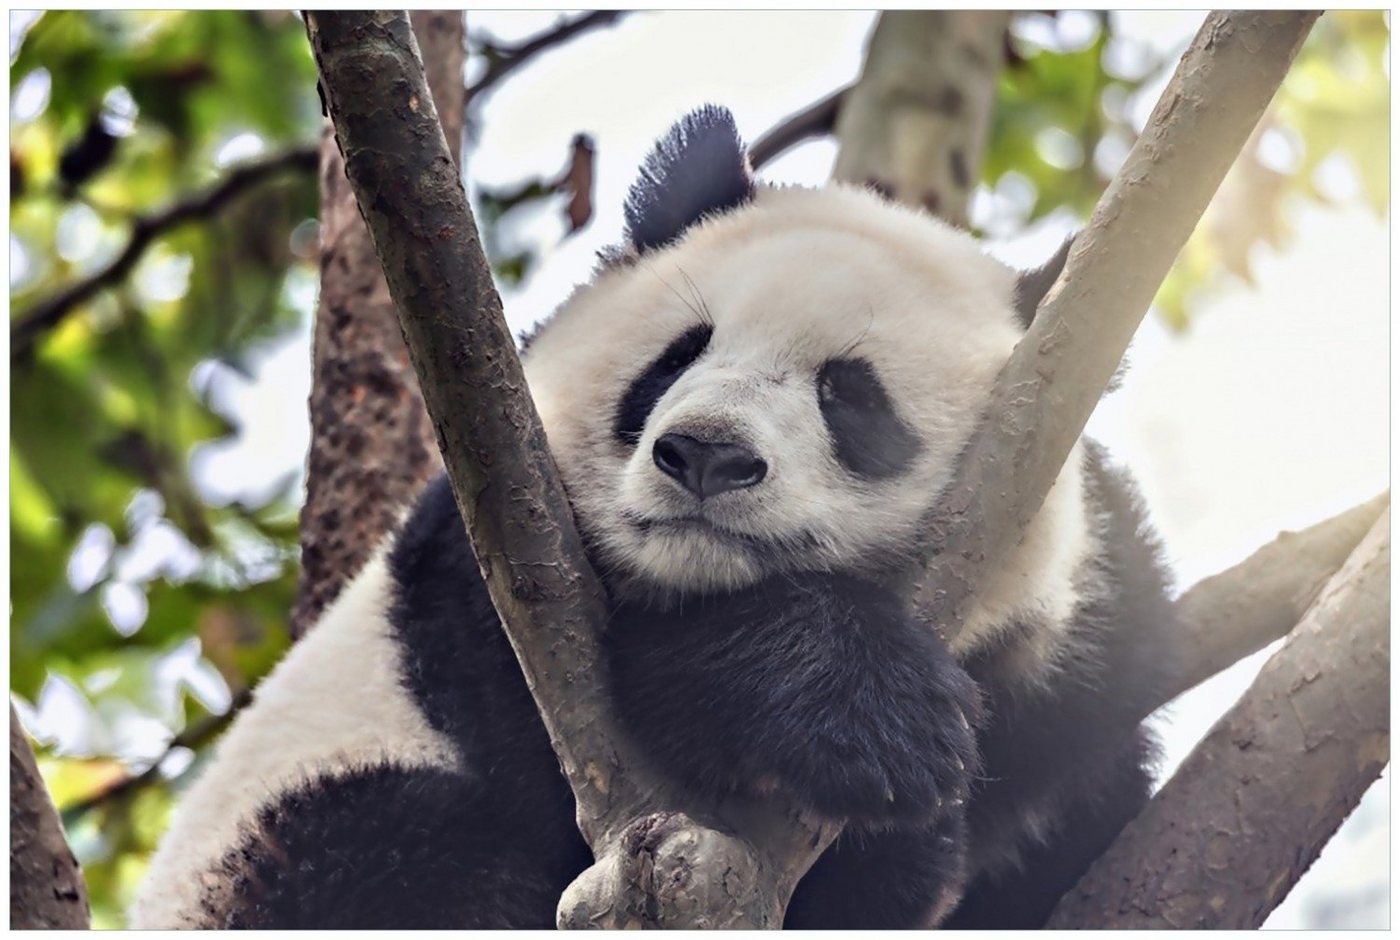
xmin=1013 ymin=235 xmax=1076 ymax=328
xmin=624 ymin=105 xmax=755 ymax=254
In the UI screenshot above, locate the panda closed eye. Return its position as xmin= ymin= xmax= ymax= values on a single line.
xmin=613 ymin=324 xmax=713 ymax=445
xmin=817 ymin=357 xmax=922 ymax=480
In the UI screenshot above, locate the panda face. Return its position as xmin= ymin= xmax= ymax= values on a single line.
xmin=523 ymin=184 xmax=1026 ymax=597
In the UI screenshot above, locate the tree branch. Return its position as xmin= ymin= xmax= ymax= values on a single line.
xmin=913 ymin=12 xmax=1321 ymax=643
xmin=748 ymin=84 xmax=849 ymax=170
xmin=1047 ymin=509 xmax=1390 ymax=929
xmin=10 ymin=705 xmax=89 ymax=929
xmin=468 ymin=11 xmax=628 ymax=100
xmin=293 ymin=11 xmax=465 ymax=637
xmin=304 ymin=12 xmax=833 ymax=929
xmin=1157 ymin=492 xmax=1389 ymax=715
xmin=832 ymin=11 xmax=1010 ymax=227
xmin=10 ymin=147 xmax=317 ymax=361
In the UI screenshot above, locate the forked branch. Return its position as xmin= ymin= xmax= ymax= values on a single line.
xmin=1048 ymin=510 xmax=1390 ymax=928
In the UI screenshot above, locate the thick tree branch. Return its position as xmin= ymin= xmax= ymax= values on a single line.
xmin=10 ymin=705 xmax=89 ymax=929
xmin=748 ymin=84 xmax=849 ymax=170
xmin=412 ymin=10 xmax=466 ymax=167
xmin=305 ymin=12 xmax=833 ymax=928
xmin=468 ymin=11 xmax=628 ymax=100
xmin=1048 ymin=509 xmax=1390 ymax=929
xmin=293 ymin=11 xmax=465 ymax=637
xmin=1158 ymin=492 xmax=1388 ymax=714
xmin=833 ymin=11 xmax=1010 ymax=227
xmin=10 ymin=147 xmax=317 ymax=360
xmin=914 ymin=12 xmax=1320 ymax=643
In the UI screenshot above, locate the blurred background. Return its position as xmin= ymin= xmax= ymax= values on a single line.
xmin=7 ymin=10 xmax=1389 ymax=928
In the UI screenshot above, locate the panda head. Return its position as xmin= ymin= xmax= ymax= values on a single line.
xmin=523 ymin=106 xmax=1065 ymax=598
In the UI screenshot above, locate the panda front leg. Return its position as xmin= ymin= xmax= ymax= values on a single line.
xmin=784 ymin=812 xmax=969 ymax=929
xmin=211 ymin=763 xmax=591 ymax=929
xmin=605 ymin=571 xmax=981 ymax=926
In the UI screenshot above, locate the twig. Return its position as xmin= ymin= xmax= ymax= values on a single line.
xmin=59 ymin=689 xmax=253 ymax=821
xmin=305 ymin=12 xmax=833 ymax=928
xmin=11 ymin=147 xmax=317 ymax=360
xmin=912 ymin=12 xmax=1321 ymax=642
xmin=1048 ymin=509 xmax=1390 ymax=928
xmin=748 ymin=85 xmax=850 ymax=170
xmin=468 ymin=11 xmax=628 ymax=100
xmin=1158 ymin=492 xmax=1388 ymax=714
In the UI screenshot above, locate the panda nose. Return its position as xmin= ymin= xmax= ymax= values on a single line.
xmin=653 ymin=433 xmax=768 ymax=499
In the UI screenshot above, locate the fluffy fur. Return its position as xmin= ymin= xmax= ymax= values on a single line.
xmin=132 ymin=106 xmax=1176 ymax=929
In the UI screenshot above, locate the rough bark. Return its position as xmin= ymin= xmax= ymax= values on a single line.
xmin=1048 ymin=510 xmax=1390 ymax=929
xmin=305 ymin=12 xmax=834 ymax=928
xmin=913 ymin=12 xmax=1320 ymax=644
xmin=832 ymin=11 xmax=1009 ymax=228
xmin=1161 ymin=492 xmax=1388 ymax=713
xmin=10 ymin=706 xmax=89 ymax=929
xmin=292 ymin=11 xmax=464 ymax=638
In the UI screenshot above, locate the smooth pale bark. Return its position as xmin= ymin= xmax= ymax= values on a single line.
xmin=1158 ymin=492 xmax=1388 ymax=715
xmin=913 ymin=12 xmax=1320 ymax=645
xmin=832 ymin=11 xmax=1009 ymax=228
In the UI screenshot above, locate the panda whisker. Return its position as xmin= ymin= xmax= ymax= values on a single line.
xmin=676 ymin=267 xmax=715 ymax=328
xmin=643 ymin=260 xmax=710 ymax=326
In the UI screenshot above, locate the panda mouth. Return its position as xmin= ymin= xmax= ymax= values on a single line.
xmin=626 ymin=513 xmax=767 ymax=550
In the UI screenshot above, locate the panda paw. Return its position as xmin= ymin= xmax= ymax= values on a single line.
xmin=775 ymin=676 xmax=981 ymax=824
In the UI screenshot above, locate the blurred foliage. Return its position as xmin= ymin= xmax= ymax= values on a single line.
xmin=9 ymin=10 xmax=317 ymax=927
xmin=6 ymin=9 xmax=1389 ymax=928
xmin=987 ymin=11 xmax=1390 ymax=331
xmin=1156 ymin=11 xmax=1390 ymax=329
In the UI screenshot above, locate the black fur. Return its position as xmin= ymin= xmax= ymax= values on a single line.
xmin=206 ymin=438 xmax=1175 ymax=929
xmin=943 ymin=440 xmax=1178 ymax=928
xmin=818 ymin=357 xmax=923 ymax=479
xmin=1013 ymin=235 xmax=1075 ymax=328
xmin=785 ymin=813 xmax=968 ymax=929
xmin=614 ymin=323 xmax=713 ymax=444
xmin=218 ymin=766 xmax=584 ymax=929
xmin=624 ymin=105 xmax=754 ymax=253
xmin=209 ymin=473 xmax=986 ymax=928
xmin=605 ymin=571 xmax=980 ymax=824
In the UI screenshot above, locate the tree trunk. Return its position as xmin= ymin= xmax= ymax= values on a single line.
xmin=292 ymin=11 xmax=464 ymax=637
xmin=832 ymin=11 xmax=1009 ymax=228
xmin=10 ymin=706 xmax=89 ymax=929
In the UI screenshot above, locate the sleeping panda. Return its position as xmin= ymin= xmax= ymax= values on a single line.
xmin=130 ymin=106 xmax=1177 ymax=929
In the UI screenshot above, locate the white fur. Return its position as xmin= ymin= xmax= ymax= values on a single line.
xmin=129 ymin=551 xmax=458 ymax=928
xmin=525 ymin=183 xmax=1093 ymax=639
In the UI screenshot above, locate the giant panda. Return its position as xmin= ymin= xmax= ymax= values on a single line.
xmin=130 ymin=106 xmax=1177 ymax=929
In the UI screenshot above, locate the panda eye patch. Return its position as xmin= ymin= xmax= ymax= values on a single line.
xmin=817 ymin=357 xmax=922 ymax=479
xmin=614 ymin=324 xmax=713 ymax=445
